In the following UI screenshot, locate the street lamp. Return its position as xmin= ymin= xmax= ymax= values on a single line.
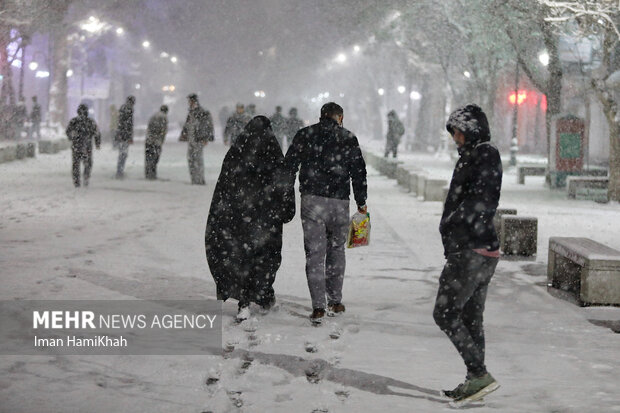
xmin=28 ymin=61 xmax=38 ymax=71
xmin=464 ymin=71 xmax=471 ymax=78
xmin=170 ymin=56 xmax=178 ymax=63
xmin=409 ymin=91 xmax=421 ymax=100
xmin=397 ymin=85 xmax=406 ymax=94
xmin=377 ymin=88 xmax=385 ymax=96
xmin=353 ymin=45 xmax=361 ymax=53
xmin=115 ymin=27 xmax=124 ymax=36
xmin=538 ymin=51 xmax=549 ymax=66
xmin=335 ymin=53 xmax=347 ymax=63
xmin=142 ymin=40 xmax=150 ymax=49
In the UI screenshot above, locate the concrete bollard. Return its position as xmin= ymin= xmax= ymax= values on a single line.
xmin=493 ymin=208 xmax=517 ymax=235
xmin=501 ymin=216 xmax=538 ymax=256
xmin=39 ymin=140 xmax=53 ymax=154
xmin=26 ymin=142 xmax=36 ymax=157
xmin=424 ymin=179 xmax=449 ymax=202
xmin=16 ymin=143 xmax=26 ymax=159
xmin=417 ymin=175 xmax=427 ymax=198
xmin=0 ymin=145 xmax=18 ymax=163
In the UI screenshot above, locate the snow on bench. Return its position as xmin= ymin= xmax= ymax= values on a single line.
xmin=500 ymin=216 xmax=537 ymax=256
xmin=566 ymin=176 xmax=608 ymax=201
xmin=548 ymin=237 xmax=620 ymax=306
xmin=517 ymin=164 xmax=546 ymax=184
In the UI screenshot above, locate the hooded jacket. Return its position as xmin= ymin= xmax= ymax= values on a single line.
xmin=440 ymin=104 xmax=502 ymax=256
xmin=66 ymin=105 xmax=101 ymax=149
xmin=285 ymin=117 xmax=367 ymax=207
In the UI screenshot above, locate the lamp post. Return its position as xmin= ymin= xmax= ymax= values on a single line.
xmin=510 ymin=58 xmax=520 ymax=167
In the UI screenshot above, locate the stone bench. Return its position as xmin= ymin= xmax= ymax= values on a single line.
xmin=0 ymin=145 xmax=18 ymax=163
xmin=493 ymin=208 xmax=517 ymax=235
xmin=548 ymin=237 xmax=620 ymax=305
xmin=517 ymin=165 xmax=546 ymax=184
xmin=500 ymin=216 xmax=537 ymax=256
xmin=566 ymin=176 xmax=608 ymax=201
xmin=423 ymin=179 xmax=448 ymax=202
xmin=39 ymin=139 xmax=70 ymax=154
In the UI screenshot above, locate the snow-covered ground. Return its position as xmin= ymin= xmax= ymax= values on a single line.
xmin=1 ymin=137 xmax=619 ymax=412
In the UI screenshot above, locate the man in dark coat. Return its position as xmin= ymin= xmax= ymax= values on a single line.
xmin=14 ymin=97 xmax=28 ymax=138
xmin=285 ymin=102 xmax=367 ymax=324
xmin=269 ymin=105 xmax=287 ymax=149
xmin=205 ymin=116 xmax=295 ymax=321
xmin=29 ymin=95 xmax=41 ymax=139
xmin=115 ymin=95 xmax=135 ymax=179
xmin=384 ymin=110 xmax=404 ymax=158
xmin=433 ymin=104 xmax=502 ymax=404
xmin=180 ymin=93 xmax=214 ymax=185
xmin=145 ymin=105 xmax=168 ymax=180
xmin=286 ymin=107 xmax=304 ymax=143
xmin=224 ymin=103 xmax=250 ymax=146
xmin=66 ymin=104 xmax=101 ymax=187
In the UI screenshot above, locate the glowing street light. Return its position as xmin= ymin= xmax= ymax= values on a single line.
xmin=464 ymin=71 xmax=471 ymax=78
xmin=409 ymin=91 xmax=421 ymax=100
xmin=324 ymin=92 xmax=330 ymax=98
xmin=170 ymin=56 xmax=178 ymax=63
xmin=142 ymin=40 xmax=150 ymax=49
xmin=135 ymin=83 xmax=141 ymax=90
xmin=66 ymin=69 xmax=74 ymax=77
xmin=160 ymin=52 xmax=169 ymax=58
xmin=353 ymin=45 xmax=361 ymax=53
xmin=397 ymin=85 xmax=406 ymax=94
xmin=116 ymin=27 xmax=124 ymax=35
xmin=28 ymin=61 xmax=38 ymax=71
xmin=538 ymin=51 xmax=549 ymax=66
xmin=377 ymin=88 xmax=385 ymax=96
xmin=335 ymin=53 xmax=347 ymax=63
xmin=254 ymin=91 xmax=260 ymax=97
xmin=35 ymin=70 xmax=49 ymax=78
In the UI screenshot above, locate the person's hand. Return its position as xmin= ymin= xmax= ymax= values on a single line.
xmin=358 ymin=204 xmax=367 ymax=214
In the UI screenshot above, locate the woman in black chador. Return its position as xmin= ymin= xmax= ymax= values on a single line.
xmin=205 ymin=116 xmax=295 ymax=321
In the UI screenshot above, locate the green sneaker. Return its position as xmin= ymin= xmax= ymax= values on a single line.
xmin=453 ymin=373 xmax=499 ymax=403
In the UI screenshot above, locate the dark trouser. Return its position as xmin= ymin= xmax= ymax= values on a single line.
xmin=116 ymin=141 xmax=129 ymax=177
xmin=384 ymin=141 xmax=398 ymax=158
xmin=29 ymin=122 xmax=40 ymax=140
xmin=71 ymin=145 xmax=93 ymax=187
xmin=433 ymin=250 xmax=499 ymax=377
xmin=187 ymin=142 xmax=205 ymax=184
xmin=145 ymin=142 xmax=162 ymax=179
xmin=301 ymin=194 xmax=350 ymax=310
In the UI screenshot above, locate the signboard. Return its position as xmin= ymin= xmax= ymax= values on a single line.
xmin=555 ymin=115 xmax=585 ymax=172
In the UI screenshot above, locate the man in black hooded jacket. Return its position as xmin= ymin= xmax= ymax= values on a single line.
xmin=285 ymin=102 xmax=367 ymax=324
xmin=433 ymin=104 xmax=502 ymax=404
xmin=66 ymin=104 xmax=101 ymax=187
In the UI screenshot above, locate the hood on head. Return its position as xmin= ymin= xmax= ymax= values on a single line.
xmin=446 ymin=104 xmax=490 ymax=145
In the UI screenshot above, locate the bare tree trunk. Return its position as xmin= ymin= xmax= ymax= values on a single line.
xmin=48 ymin=26 xmax=69 ymax=127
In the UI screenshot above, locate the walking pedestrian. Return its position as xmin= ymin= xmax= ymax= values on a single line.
xmin=270 ymin=105 xmax=287 ymax=149
xmin=180 ymin=93 xmax=214 ymax=185
xmin=384 ymin=110 xmax=404 ymax=158
xmin=29 ymin=96 xmax=41 ymax=140
xmin=285 ymin=102 xmax=367 ymax=324
xmin=115 ymin=96 xmax=135 ymax=179
xmin=286 ymin=107 xmax=304 ymax=142
xmin=206 ymin=116 xmax=295 ymax=321
xmin=15 ymin=97 xmax=27 ymax=139
xmin=224 ymin=103 xmax=250 ymax=146
xmin=433 ymin=104 xmax=503 ymax=404
xmin=66 ymin=104 xmax=101 ymax=187
xmin=145 ymin=105 xmax=168 ymax=180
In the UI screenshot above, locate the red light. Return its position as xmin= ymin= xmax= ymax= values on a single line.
xmin=541 ymin=94 xmax=547 ymax=112
xmin=509 ymin=90 xmax=528 ymax=105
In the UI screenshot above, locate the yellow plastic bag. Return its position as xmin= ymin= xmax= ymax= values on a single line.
xmin=347 ymin=212 xmax=371 ymax=248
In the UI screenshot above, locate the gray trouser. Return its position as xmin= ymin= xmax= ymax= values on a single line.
xmin=187 ymin=142 xmax=205 ymax=184
xmin=301 ymin=194 xmax=350 ymax=309
xmin=116 ymin=141 xmax=129 ymax=176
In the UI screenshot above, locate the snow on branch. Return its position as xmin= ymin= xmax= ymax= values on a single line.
xmin=540 ymin=0 xmax=620 ymax=38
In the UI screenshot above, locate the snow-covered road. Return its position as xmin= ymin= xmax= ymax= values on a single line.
xmin=1 ymin=140 xmax=619 ymax=412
